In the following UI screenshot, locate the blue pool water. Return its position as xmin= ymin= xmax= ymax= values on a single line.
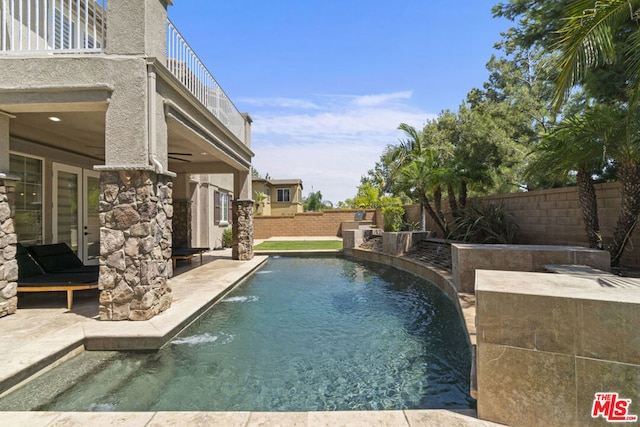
xmin=0 ymin=256 xmax=474 ymax=412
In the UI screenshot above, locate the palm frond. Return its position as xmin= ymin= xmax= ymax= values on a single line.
xmin=553 ymin=0 xmax=632 ymax=109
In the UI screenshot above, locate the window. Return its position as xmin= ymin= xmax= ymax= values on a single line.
xmin=220 ymin=192 xmax=229 ymax=225
xmin=214 ymin=191 xmax=230 ymax=225
xmin=10 ymin=153 xmax=43 ymax=244
xmin=277 ymin=188 xmax=290 ymax=203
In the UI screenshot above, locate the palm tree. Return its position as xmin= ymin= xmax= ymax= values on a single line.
xmin=396 ymin=153 xmax=448 ymax=236
xmin=553 ymin=1 xmax=640 ymax=266
xmin=390 ymin=123 xmax=448 ymax=234
xmin=526 ymin=107 xmax=609 ymax=250
xmin=553 ymin=0 xmax=640 ymax=108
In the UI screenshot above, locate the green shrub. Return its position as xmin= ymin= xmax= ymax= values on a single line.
xmin=222 ymin=228 xmax=233 ymax=248
xmin=382 ymin=206 xmax=405 ymax=232
xmin=452 ymin=202 xmax=519 ymax=244
xmin=401 ymin=219 xmax=421 ymax=231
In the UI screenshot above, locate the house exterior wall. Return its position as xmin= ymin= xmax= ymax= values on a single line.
xmin=0 ymin=0 xmax=254 ymax=319
xmin=269 ymin=184 xmax=303 ymax=216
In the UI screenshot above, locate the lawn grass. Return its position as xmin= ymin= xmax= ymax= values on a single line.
xmin=253 ymin=240 xmax=343 ymax=251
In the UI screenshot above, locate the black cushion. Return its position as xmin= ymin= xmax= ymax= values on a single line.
xmin=16 ymin=243 xmax=45 ymax=279
xmin=27 ymin=243 xmax=87 ymax=273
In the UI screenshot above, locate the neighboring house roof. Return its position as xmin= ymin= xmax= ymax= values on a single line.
xmin=252 ymin=178 xmax=303 ymax=189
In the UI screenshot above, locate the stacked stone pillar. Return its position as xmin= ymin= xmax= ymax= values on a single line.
xmin=232 ymin=199 xmax=254 ymax=261
xmin=0 ymin=178 xmax=18 ymax=318
xmin=172 ymin=199 xmax=191 ymax=249
xmin=98 ymin=170 xmax=173 ymax=321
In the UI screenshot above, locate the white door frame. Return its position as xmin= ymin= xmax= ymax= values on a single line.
xmin=52 ymin=163 xmax=99 ymax=264
xmin=83 ymin=170 xmax=100 ymax=265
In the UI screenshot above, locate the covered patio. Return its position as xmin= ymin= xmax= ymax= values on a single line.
xmin=0 ymin=0 xmax=255 ymax=321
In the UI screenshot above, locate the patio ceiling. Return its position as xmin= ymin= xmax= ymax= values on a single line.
xmin=7 ymin=110 xmax=238 ymax=171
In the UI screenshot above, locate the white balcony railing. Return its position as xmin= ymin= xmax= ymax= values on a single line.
xmin=0 ymin=0 xmax=105 ymax=54
xmin=166 ymin=20 xmax=246 ymax=143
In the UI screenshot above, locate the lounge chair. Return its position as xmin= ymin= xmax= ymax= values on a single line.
xmin=26 ymin=242 xmax=99 ymax=274
xmin=16 ymin=243 xmax=99 ymax=310
xmin=171 ymin=247 xmax=209 ymax=269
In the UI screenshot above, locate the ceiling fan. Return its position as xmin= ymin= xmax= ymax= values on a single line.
xmin=168 ymin=152 xmax=192 ymax=162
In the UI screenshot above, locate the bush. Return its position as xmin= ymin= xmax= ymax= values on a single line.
xmin=382 ymin=206 xmax=405 ymax=232
xmin=452 ymin=202 xmax=519 ymax=244
xmin=222 ymin=228 xmax=233 ymax=248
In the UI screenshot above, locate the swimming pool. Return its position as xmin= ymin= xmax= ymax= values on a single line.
xmin=0 ymin=256 xmax=474 ymax=412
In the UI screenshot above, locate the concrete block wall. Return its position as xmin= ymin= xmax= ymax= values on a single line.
xmin=254 ymin=209 xmax=378 ymax=239
xmin=405 ymin=182 xmax=640 ymax=269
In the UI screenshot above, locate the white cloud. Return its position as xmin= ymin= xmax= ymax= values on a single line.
xmin=350 ymin=91 xmax=413 ymax=107
xmin=239 ymin=97 xmax=320 ymax=110
xmin=247 ymin=92 xmax=435 ymax=204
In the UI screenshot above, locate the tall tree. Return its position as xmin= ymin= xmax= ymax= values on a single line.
xmin=551 ymin=1 xmax=640 ymax=266
xmin=304 ymin=190 xmax=332 ymax=212
xmin=389 ymin=123 xmax=450 ymax=234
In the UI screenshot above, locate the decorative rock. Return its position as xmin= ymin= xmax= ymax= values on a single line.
xmin=103 ymin=183 xmax=119 ymax=203
xmin=0 ymin=203 xmax=10 ymax=223
xmin=130 ymin=222 xmax=150 ymax=237
xmin=0 ymin=282 xmax=16 ymax=299
xmin=3 ymin=259 xmax=17 ymax=282
xmin=101 ymin=229 xmax=125 ymax=253
xmin=106 ymin=250 xmax=126 ymax=272
xmin=112 ymin=280 xmax=134 ymax=304
xmin=113 ymin=205 xmax=141 ymax=230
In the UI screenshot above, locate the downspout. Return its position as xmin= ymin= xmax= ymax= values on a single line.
xmin=147 ymin=62 xmax=164 ymax=175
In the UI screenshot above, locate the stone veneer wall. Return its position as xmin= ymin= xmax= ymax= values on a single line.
xmin=0 ymin=179 xmax=17 ymax=318
xmin=232 ymin=199 xmax=253 ymax=261
xmin=172 ymin=199 xmax=191 ymax=248
xmin=98 ymin=170 xmax=173 ymax=321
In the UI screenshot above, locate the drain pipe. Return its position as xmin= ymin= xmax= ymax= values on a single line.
xmin=147 ymin=62 xmax=164 ymax=175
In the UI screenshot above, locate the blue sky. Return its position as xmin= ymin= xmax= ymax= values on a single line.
xmin=168 ymin=1 xmax=511 ymax=204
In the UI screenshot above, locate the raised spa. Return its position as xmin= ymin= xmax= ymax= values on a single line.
xmin=0 ymin=257 xmax=473 ymax=412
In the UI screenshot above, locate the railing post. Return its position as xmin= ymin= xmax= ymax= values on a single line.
xmin=165 ymin=19 xmax=247 ymax=143
xmin=0 ymin=0 xmax=105 ymax=54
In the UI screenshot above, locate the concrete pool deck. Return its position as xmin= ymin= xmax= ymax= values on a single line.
xmin=0 ymin=242 xmax=497 ymax=426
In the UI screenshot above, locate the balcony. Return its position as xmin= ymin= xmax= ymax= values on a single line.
xmin=0 ymin=0 xmax=106 ymax=53
xmin=166 ymin=20 xmax=245 ymax=142
xmin=0 ymin=0 xmax=245 ymax=143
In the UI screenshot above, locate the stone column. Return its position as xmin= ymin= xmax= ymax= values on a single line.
xmin=232 ymin=199 xmax=254 ymax=261
xmin=172 ymin=199 xmax=191 ymax=248
xmin=0 ymin=177 xmax=18 ymax=318
xmin=98 ymin=170 xmax=173 ymax=321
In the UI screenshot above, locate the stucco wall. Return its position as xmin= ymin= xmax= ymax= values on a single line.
xmin=405 ymin=182 xmax=640 ymax=269
xmin=254 ymin=209 xmax=379 ymax=239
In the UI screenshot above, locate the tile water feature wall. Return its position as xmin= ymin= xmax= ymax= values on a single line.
xmin=476 ymin=269 xmax=640 ymax=426
xmin=0 ymin=178 xmax=17 ymax=318
xmin=98 ymin=170 xmax=173 ymax=321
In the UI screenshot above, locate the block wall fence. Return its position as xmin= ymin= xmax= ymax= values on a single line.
xmin=405 ymin=182 xmax=640 ymax=269
xmin=254 ymin=209 xmax=380 ymax=240
xmin=253 ymin=182 xmax=640 ymax=268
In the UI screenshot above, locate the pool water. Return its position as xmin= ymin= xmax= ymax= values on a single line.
xmin=0 ymin=257 xmax=474 ymax=412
